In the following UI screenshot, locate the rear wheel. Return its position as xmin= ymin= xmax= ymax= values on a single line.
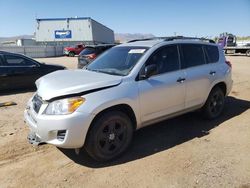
xmin=202 ymin=87 xmax=225 ymax=119
xmin=246 ymin=50 xmax=250 ymax=57
xmin=85 ymin=111 xmax=133 ymax=161
xmin=68 ymin=51 xmax=75 ymax=57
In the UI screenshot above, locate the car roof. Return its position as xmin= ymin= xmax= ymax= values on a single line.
xmin=84 ymin=44 xmax=116 ymax=48
xmin=0 ymin=51 xmax=17 ymax=55
xmin=0 ymin=51 xmax=39 ymax=61
xmin=117 ymin=36 xmax=216 ymax=48
xmin=0 ymin=51 xmax=29 ymax=57
xmin=118 ymin=39 xmax=163 ymax=47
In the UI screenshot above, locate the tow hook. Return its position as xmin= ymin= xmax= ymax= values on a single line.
xmin=75 ymin=148 xmax=80 ymax=155
xmin=27 ymin=132 xmax=41 ymax=146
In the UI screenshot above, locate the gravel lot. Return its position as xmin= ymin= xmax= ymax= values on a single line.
xmin=0 ymin=55 xmax=249 ymax=188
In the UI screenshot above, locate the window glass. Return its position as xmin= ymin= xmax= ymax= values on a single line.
xmin=204 ymin=45 xmax=219 ymax=63
xmin=146 ymin=45 xmax=179 ymax=74
xmin=5 ymin=55 xmax=35 ymax=66
xmin=0 ymin=56 xmax=4 ymax=65
xmin=80 ymin=48 xmax=96 ymax=55
xmin=87 ymin=47 xmax=148 ymax=76
xmin=181 ymin=44 xmax=205 ymax=68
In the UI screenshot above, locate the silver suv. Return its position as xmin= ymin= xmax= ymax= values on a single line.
xmin=24 ymin=37 xmax=233 ymax=161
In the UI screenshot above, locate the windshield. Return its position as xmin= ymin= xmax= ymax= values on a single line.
xmin=80 ymin=47 xmax=95 ymax=55
xmin=86 ymin=46 xmax=148 ymax=76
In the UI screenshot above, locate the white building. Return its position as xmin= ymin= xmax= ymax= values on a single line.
xmin=35 ymin=17 xmax=115 ymax=46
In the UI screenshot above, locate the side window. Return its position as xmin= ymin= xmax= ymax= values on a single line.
xmin=0 ymin=56 xmax=4 ymax=66
xmin=5 ymin=55 xmax=35 ymax=66
xmin=146 ymin=45 xmax=180 ymax=74
xmin=204 ymin=45 xmax=219 ymax=63
xmin=181 ymin=44 xmax=206 ymax=68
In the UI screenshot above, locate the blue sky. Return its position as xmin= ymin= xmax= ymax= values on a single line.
xmin=0 ymin=0 xmax=249 ymax=37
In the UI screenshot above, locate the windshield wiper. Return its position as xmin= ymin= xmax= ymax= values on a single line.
xmin=103 ymin=71 xmax=124 ymax=76
xmin=86 ymin=68 xmax=123 ymax=76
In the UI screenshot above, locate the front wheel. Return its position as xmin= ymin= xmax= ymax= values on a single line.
xmin=85 ymin=111 xmax=133 ymax=161
xmin=202 ymin=87 xmax=225 ymax=119
xmin=68 ymin=51 xmax=75 ymax=57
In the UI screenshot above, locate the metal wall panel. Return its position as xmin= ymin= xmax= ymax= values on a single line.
xmin=91 ymin=20 xmax=115 ymax=44
xmin=36 ymin=18 xmax=92 ymax=42
xmin=0 ymin=46 xmax=64 ymax=58
xmin=35 ymin=18 xmax=114 ymax=44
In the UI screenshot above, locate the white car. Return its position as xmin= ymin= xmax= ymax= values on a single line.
xmin=24 ymin=37 xmax=233 ymax=161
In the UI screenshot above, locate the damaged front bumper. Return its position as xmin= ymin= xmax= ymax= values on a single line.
xmin=27 ymin=132 xmax=42 ymax=146
xmin=24 ymin=100 xmax=94 ymax=149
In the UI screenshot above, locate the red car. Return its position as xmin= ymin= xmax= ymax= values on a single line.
xmin=63 ymin=44 xmax=85 ymax=57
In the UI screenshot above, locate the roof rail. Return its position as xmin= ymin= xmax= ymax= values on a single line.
xmin=164 ymin=36 xmax=215 ymax=43
xmin=127 ymin=37 xmax=167 ymax=43
xmin=127 ymin=36 xmax=215 ymax=43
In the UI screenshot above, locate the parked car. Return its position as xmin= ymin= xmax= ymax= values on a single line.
xmin=24 ymin=37 xmax=232 ymax=162
xmin=64 ymin=44 xmax=85 ymax=57
xmin=0 ymin=51 xmax=65 ymax=91
xmin=77 ymin=44 xmax=115 ymax=68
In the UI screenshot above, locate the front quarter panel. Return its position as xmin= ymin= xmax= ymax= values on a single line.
xmin=76 ymin=80 xmax=141 ymax=128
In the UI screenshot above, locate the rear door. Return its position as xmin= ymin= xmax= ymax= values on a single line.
xmin=3 ymin=54 xmax=41 ymax=89
xmin=0 ymin=55 xmax=10 ymax=91
xmin=180 ymin=44 xmax=216 ymax=109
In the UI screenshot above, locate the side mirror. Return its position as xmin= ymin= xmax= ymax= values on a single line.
xmin=140 ymin=64 xmax=157 ymax=79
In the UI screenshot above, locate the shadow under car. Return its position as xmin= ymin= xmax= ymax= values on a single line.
xmin=59 ymin=96 xmax=250 ymax=168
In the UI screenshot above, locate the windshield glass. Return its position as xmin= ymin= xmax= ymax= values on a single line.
xmin=80 ymin=47 xmax=95 ymax=55
xmin=86 ymin=46 xmax=148 ymax=76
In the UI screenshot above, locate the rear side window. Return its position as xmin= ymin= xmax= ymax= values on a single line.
xmin=181 ymin=44 xmax=206 ymax=68
xmin=5 ymin=55 xmax=35 ymax=66
xmin=204 ymin=45 xmax=219 ymax=63
xmin=0 ymin=56 xmax=4 ymax=66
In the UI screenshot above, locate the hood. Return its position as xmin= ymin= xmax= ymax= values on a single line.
xmin=41 ymin=62 xmax=66 ymax=69
xmin=64 ymin=47 xmax=75 ymax=51
xmin=36 ymin=70 xmax=122 ymax=101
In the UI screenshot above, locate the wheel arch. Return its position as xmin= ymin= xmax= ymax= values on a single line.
xmin=212 ymin=82 xmax=227 ymax=96
xmin=87 ymin=104 xmax=137 ymax=135
xmin=203 ymin=81 xmax=227 ymax=106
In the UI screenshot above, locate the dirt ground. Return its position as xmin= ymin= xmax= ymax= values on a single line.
xmin=0 ymin=55 xmax=249 ymax=188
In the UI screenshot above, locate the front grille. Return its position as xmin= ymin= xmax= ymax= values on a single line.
xmin=57 ymin=130 xmax=66 ymax=141
xmin=32 ymin=94 xmax=43 ymax=113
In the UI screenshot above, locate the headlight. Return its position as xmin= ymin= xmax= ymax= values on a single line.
xmin=44 ymin=97 xmax=85 ymax=115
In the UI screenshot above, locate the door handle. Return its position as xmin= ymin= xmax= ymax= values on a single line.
xmin=177 ymin=77 xmax=186 ymax=83
xmin=209 ymin=71 xmax=216 ymax=75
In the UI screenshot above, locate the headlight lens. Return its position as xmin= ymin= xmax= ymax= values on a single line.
xmin=45 ymin=97 xmax=85 ymax=115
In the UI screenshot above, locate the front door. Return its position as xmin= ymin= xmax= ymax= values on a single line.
xmin=4 ymin=54 xmax=40 ymax=89
xmin=138 ymin=45 xmax=186 ymax=124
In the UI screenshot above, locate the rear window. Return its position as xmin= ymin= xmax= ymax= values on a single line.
xmin=80 ymin=48 xmax=96 ymax=55
xmin=204 ymin=45 xmax=219 ymax=63
xmin=181 ymin=44 xmax=206 ymax=68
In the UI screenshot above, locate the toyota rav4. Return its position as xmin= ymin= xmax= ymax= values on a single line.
xmin=24 ymin=37 xmax=233 ymax=161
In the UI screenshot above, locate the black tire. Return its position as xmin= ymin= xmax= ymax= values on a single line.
xmin=68 ymin=51 xmax=75 ymax=57
xmin=202 ymin=87 xmax=225 ymax=119
xmin=85 ymin=111 xmax=133 ymax=161
xmin=246 ymin=50 xmax=250 ymax=57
